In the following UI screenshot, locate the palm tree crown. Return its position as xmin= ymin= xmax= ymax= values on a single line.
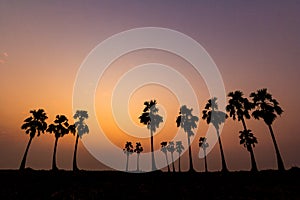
xmin=21 ymin=109 xmax=48 ymax=138
xmin=250 ymin=88 xmax=283 ymax=125
xmin=239 ymin=129 xmax=258 ymax=151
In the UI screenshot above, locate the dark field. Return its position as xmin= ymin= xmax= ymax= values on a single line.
xmin=0 ymin=168 xmax=299 ymax=200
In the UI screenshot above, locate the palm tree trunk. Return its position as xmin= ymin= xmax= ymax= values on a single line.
xmin=19 ymin=136 xmax=33 ymax=170
xmin=171 ymin=153 xmax=175 ymax=172
xmin=241 ymin=117 xmax=248 ymax=130
xmin=165 ymin=153 xmax=170 ymax=172
xmin=248 ymin=145 xmax=258 ymax=172
xmin=204 ymin=149 xmax=208 ymax=173
xmin=52 ymin=137 xmax=59 ymax=171
xmin=72 ymin=134 xmax=79 ymax=171
xmin=216 ymin=129 xmax=228 ymax=172
xmin=187 ymin=135 xmax=194 ymax=172
xmin=150 ymin=129 xmax=157 ymax=171
xmin=178 ymin=153 xmax=181 ymax=172
xmin=126 ymin=153 xmax=129 ymax=172
xmin=137 ymin=153 xmax=140 ymax=172
xmin=268 ymin=125 xmax=285 ymax=171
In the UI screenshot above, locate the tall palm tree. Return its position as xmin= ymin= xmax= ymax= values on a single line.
xmin=175 ymin=141 xmax=184 ymax=172
xmin=20 ymin=109 xmax=48 ymax=170
xmin=139 ymin=100 xmax=163 ymax=171
xmin=250 ymin=88 xmax=285 ymax=171
xmin=239 ymin=129 xmax=258 ymax=172
xmin=167 ymin=141 xmax=176 ymax=172
xmin=123 ymin=141 xmax=134 ymax=172
xmin=160 ymin=142 xmax=170 ymax=172
xmin=72 ymin=110 xmax=89 ymax=171
xmin=47 ymin=115 xmax=72 ymax=171
xmin=199 ymin=137 xmax=209 ymax=173
xmin=202 ymin=97 xmax=228 ymax=172
xmin=226 ymin=90 xmax=257 ymax=171
xmin=176 ymin=105 xmax=199 ymax=172
xmin=134 ymin=142 xmax=143 ymax=172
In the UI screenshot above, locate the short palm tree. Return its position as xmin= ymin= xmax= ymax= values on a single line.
xmin=250 ymin=88 xmax=285 ymax=171
xmin=47 ymin=115 xmax=73 ymax=170
xmin=199 ymin=137 xmax=209 ymax=173
xmin=123 ymin=141 xmax=134 ymax=172
xmin=239 ymin=129 xmax=258 ymax=172
xmin=176 ymin=105 xmax=199 ymax=172
xmin=134 ymin=142 xmax=143 ymax=172
xmin=139 ymin=100 xmax=163 ymax=171
xmin=202 ymin=97 xmax=228 ymax=172
xmin=175 ymin=141 xmax=184 ymax=172
xmin=72 ymin=110 xmax=89 ymax=171
xmin=226 ymin=90 xmax=257 ymax=171
xmin=20 ymin=109 xmax=48 ymax=170
xmin=167 ymin=141 xmax=176 ymax=172
xmin=160 ymin=141 xmax=171 ymax=172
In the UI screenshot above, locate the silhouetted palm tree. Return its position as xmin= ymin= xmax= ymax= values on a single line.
xmin=160 ymin=142 xmax=170 ymax=172
xmin=202 ymin=97 xmax=228 ymax=172
xmin=139 ymin=100 xmax=163 ymax=171
xmin=47 ymin=115 xmax=72 ymax=171
xmin=226 ymin=90 xmax=257 ymax=171
xmin=175 ymin=141 xmax=184 ymax=172
xmin=167 ymin=141 xmax=176 ymax=172
xmin=20 ymin=109 xmax=48 ymax=170
xmin=199 ymin=137 xmax=209 ymax=173
xmin=72 ymin=110 xmax=89 ymax=171
xmin=250 ymin=88 xmax=285 ymax=171
xmin=239 ymin=129 xmax=258 ymax=172
xmin=176 ymin=105 xmax=199 ymax=172
xmin=134 ymin=142 xmax=143 ymax=172
xmin=123 ymin=141 xmax=134 ymax=172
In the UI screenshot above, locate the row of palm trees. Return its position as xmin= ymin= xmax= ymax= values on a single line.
xmin=139 ymin=88 xmax=285 ymax=172
xmin=19 ymin=110 xmax=89 ymax=170
xmin=123 ymin=141 xmax=144 ymax=172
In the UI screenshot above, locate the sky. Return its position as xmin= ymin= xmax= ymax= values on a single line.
xmin=0 ymin=0 xmax=300 ymax=172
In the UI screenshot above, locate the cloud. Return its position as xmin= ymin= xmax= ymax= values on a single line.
xmin=0 ymin=59 xmax=4 ymax=64
xmin=3 ymin=52 xmax=8 ymax=57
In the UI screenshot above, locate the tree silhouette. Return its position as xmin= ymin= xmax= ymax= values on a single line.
xmin=175 ymin=141 xmax=184 ymax=172
xmin=226 ymin=90 xmax=258 ymax=172
xmin=160 ymin=141 xmax=171 ymax=172
xmin=139 ymin=100 xmax=163 ymax=171
xmin=47 ymin=115 xmax=73 ymax=171
xmin=20 ymin=109 xmax=48 ymax=170
xmin=123 ymin=141 xmax=134 ymax=172
xmin=202 ymin=97 xmax=228 ymax=172
xmin=134 ymin=142 xmax=143 ymax=172
xmin=239 ymin=129 xmax=258 ymax=172
xmin=250 ymin=88 xmax=285 ymax=171
xmin=176 ymin=105 xmax=199 ymax=172
xmin=199 ymin=137 xmax=209 ymax=173
xmin=72 ymin=110 xmax=89 ymax=171
xmin=167 ymin=141 xmax=176 ymax=172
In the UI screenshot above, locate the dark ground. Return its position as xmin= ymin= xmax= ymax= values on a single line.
xmin=0 ymin=168 xmax=299 ymax=200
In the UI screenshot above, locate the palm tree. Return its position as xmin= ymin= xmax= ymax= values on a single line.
xmin=123 ymin=141 xmax=134 ymax=172
xmin=134 ymin=142 xmax=143 ymax=172
xmin=176 ymin=105 xmax=199 ymax=172
xmin=175 ymin=141 xmax=184 ymax=172
xmin=20 ymin=109 xmax=48 ymax=170
xmin=47 ymin=115 xmax=72 ymax=170
xmin=250 ymin=88 xmax=285 ymax=171
xmin=160 ymin=142 xmax=171 ymax=172
xmin=72 ymin=110 xmax=89 ymax=171
xmin=202 ymin=97 xmax=228 ymax=172
xmin=239 ymin=129 xmax=258 ymax=172
xmin=139 ymin=100 xmax=163 ymax=171
xmin=167 ymin=141 xmax=176 ymax=172
xmin=199 ymin=137 xmax=209 ymax=173
xmin=226 ymin=90 xmax=257 ymax=171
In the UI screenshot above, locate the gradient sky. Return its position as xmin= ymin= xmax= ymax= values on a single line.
xmin=0 ymin=0 xmax=300 ymax=171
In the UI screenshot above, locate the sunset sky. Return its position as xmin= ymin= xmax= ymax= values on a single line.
xmin=0 ymin=0 xmax=300 ymax=172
